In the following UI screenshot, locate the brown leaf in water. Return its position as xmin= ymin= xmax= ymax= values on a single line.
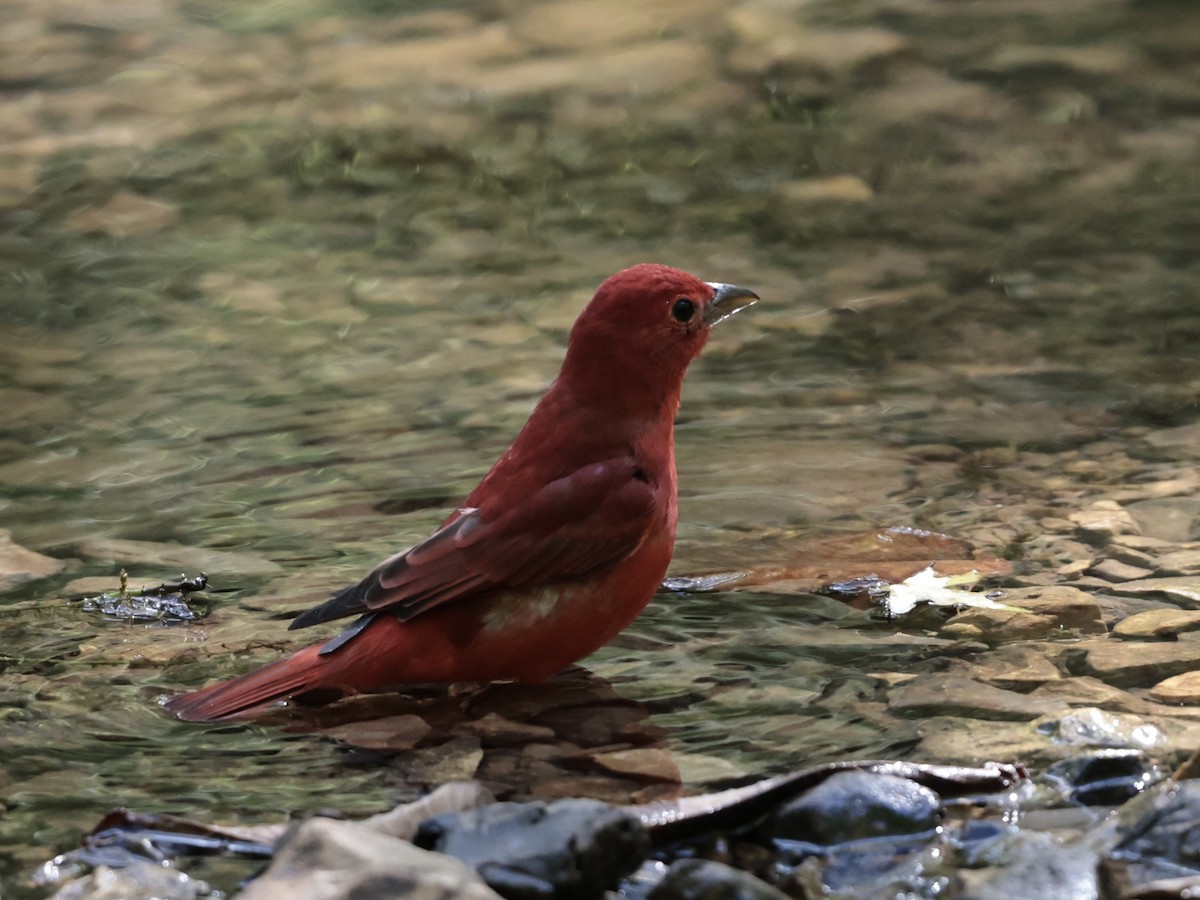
xmin=665 ymin=526 xmax=1011 ymax=599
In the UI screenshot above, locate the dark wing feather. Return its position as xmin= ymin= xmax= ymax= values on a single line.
xmin=290 ymin=458 xmax=659 ymax=631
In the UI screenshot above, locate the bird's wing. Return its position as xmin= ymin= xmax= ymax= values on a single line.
xmin=289 ymin=457 xmax=660 ymax=630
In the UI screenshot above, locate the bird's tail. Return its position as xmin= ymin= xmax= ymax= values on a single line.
xmin=163 ymin=643 xmax=338 ymax=722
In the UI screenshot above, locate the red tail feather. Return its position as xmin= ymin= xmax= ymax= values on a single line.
xmin=164 ymin=644 xmax=333 ymax=721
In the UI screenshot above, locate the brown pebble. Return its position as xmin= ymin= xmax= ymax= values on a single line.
xmin=591 ymin=748 xmax=681 ymax=783
xmin=464 ymin=713 xmax=556 ymax=746
xmin=1087 ymin=558 xmax=1155 ymax=582
xmin=1069 ymin=501 xmax=1141 ymax=542
xmin=1149 ymin=671 xmax=1200 ymax=705
xmin=321 ymin=714 xmax=431 ymax=751
xmin=1114 ymin=609 xmax=1200 ymax=640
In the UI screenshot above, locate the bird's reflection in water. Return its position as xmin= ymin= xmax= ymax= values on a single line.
xmin=265 ymin=666 xmax=681 ymax=805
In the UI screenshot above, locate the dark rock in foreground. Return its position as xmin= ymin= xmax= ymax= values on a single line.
xmin=42 ymin=758 xmax=1200 ymax=900
xmin=414 ymin=798 xmax=649 ymax=900
xmin=238 ymin=818 xmax=501 ymax=900
xmin=762 ymin=770 xmax=942 ymax=843
xmin=648 ymin=859 xmax=791 ymax=900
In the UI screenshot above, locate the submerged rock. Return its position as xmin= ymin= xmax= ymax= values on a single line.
xmin=1149 ymin=548 xmax=1200 ymax=576
xmin=970 ymin=644 xmax=1062 ymax=691
xmin=1087 ymin=558 xmax=1154 ymax=582
xmin=1123 ymin=498 xmax=1200 ymax=543
xmin=1069 ymin=501 xmax=1141 ymax=542
xmin=63 ymin=190 xmax=180 ymax=237
xmin=1083 ymin=637 xmax=1200 ymax=687
xmin=0 ymin=528 xmax=65 ymax=592
xmin=939 ymin=585 xmax=1105 ymax=641
xmin=1113 ymin=607 xmax=1200 ymax=639
xmin=888 ymin=673 xmax=1059 ymax=722
xmin=1105 ymin=575 xmax=1200 ymax=606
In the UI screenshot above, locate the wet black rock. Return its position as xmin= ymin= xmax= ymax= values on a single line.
xmin=1110 ymin=779 xmax=1200 ymax=883
xmin=761 ymin=770 xmax=941 ymax=844
xmin=647 ymin=858 xmax=791 ymax=900
xmin=1044 ymin=749 xmax=1162 ymax=806
xmin=414 ymin=798 xmax=650 ymax=900
xmin=959 ymin=833 xmax=1102 ymax=900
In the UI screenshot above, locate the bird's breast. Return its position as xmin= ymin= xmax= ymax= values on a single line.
xmin=462 ymin=523 xmax=676 ymax=682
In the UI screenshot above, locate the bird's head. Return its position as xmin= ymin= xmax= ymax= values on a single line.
xmin=562 ymin=264 xmax=758 ymax=405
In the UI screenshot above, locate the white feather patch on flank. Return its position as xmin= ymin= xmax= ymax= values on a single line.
xmin=481 ymin=582 xmax=595 ymax=633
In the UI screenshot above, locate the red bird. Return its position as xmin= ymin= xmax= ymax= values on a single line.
xmin=165 ymin=264 xmax=757 ymax=721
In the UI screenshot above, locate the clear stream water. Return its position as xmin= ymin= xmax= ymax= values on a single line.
xmin=2 ymin=0 xmax=1199 ymax=893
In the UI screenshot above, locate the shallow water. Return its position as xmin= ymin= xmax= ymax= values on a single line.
xmin=3 ymin=0 xmax=1200 ymax=894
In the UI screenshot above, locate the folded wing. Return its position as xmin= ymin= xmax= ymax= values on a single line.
xmin=290 ymin=457 xmax=659 ymax=631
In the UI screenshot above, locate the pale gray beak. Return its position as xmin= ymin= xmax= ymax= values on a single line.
xmin=704 ymin=282 xmax=759 ymax=326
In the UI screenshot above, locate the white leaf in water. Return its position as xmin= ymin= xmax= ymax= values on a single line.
xmin=880 ymin=566 xmax=1019 ymax=617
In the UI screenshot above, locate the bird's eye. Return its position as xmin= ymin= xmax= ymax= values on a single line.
xmin=671 ymin=297 xmax=696 ymax=323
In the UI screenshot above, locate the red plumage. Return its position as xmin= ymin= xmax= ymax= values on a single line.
xmin=165 ymin=264 xmax=757 ymax=721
